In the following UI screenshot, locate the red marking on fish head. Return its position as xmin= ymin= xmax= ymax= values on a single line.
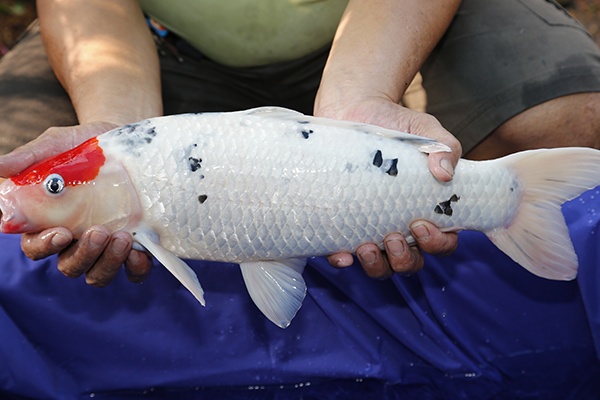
xmin=11 ymin=137 xmax=106 ymax=187
xmin=0 ymin=137 xmax=142 ymax=237
xmin=0 ymin=138 xmax=108 ymax=235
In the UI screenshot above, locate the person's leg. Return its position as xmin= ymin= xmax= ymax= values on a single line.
xmin=421 ymin=0 xmax=600 ymax=158
xmin=468 ymin=92 xmax=600 ymax=159
xmin=0 ymin=22 xmax=77 ymax=155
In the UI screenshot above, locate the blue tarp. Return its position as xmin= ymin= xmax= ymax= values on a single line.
xmin=1 ymin=188 xmax=599 ymax=399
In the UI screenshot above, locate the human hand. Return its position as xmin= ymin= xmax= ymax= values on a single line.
xmin=0 ymin=123 xmax=153 ymax=285
xmin=316 ymin=98 xmax=461 ymax=278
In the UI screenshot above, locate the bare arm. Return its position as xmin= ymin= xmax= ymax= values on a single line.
xmin=1 ymin=0 xmax=165 ymax=285
xmin=38 ymin=0 xmax=162 ymax=125
xmin=317 ymin=0 xmax=462 ymax=277
xmin=2 ymin=0 xmax=163 ymax=175
xmin=316 ymin=0 xmax=461 ymax=116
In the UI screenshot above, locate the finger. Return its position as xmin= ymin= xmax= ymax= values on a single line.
xmin=56 ymin=226 xmax=111 ymax=279
xmin=383 ymin=233 xmax=424 ymax=275
xmin=0 ymin=128 xmax=70 ymax=178
xmin=326 ymin=252 xmax=355 ymax=268
xmin=410 ymin=220 xmax=459 ymax=256
xmin=356 ymin=243 xmax=393 ymax=279
xmin=124 ymin=250 xmax=153 ymax=283
xmin=426 ymin=136 xmax=462 ymax=183
xmin=0 ymin=147 xmax=39 ymax=178
xmin=21 ymin=228 xmax=73 ymax=261
xmin=84 ymin=232 xmax=133 ymax=287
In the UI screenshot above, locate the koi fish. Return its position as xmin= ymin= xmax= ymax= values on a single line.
xmin=1 ymin=107 xmax=599 ymax=328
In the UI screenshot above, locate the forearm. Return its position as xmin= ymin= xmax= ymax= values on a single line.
xmin=315 ymin=0 xmax=461 ymax=117
xmin=37 ymin=0 xmax=162 ymax=125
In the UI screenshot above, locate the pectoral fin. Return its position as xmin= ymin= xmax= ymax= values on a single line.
xmin=134 ymin=230 xmax=205 ymax=306
xmin=239 ymin=258 xmax=307 ymax=328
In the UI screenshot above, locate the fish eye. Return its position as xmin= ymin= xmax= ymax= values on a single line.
xmin=44 ymin=174 xmax=65 ymax=195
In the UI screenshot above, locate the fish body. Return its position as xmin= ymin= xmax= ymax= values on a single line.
xmin=1 ymin=107 xmax=599 ymax=327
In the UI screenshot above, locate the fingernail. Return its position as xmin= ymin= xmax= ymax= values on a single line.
xmin=412 ymin=223 xmax=430 ymax=241
xmin=386 ymin=237 xmax=405 ymax=257
xmin=329 ymin=256 xmax=345 ymax=268
xmin=127 ymin=250 xmax=141 ymax=266
xmin=89 ymin=229 xmax=109 ymax=249
xmin=111 ymin=238 xmax=129 ymax=256
xmin=440 ymin=158 xmax=454 ymax=177
xmin=51 ymin=232 xmax=71 ymax=248
xmin=358 ymin=250 xmax=377 ymax=266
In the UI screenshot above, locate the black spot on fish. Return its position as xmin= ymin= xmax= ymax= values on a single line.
xmin=189 ymin=157 xmax=202 ymax=172
xmin=143 ymin=126 xmax=157 ymax=144
xmin=301 ymin=129 xmax=314 ymax=139
xmin=372 ymin=150 xmax=401 ymax=177
xmin=439 ymin=200 xmax=453 ymax=216
xmin=386 ymin=158 xmax=398 ymax=176
xmin=345 ymin=162 xmax=359 ymax=173
xmin=108 ymin=120 xmax=158 ymax=156
xmin=434 ymin=194 xmax=460 ymax=217
xmin=117 ymin=123 xmax=140 ymax=135
xmin=372 ymin=150 xmax=383 ymax=167
xmin=198 ymin=194 xmax=208 ymax=204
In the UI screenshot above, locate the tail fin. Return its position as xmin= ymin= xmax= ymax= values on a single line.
xmin=486 ymin=147 xmax=600 ymax=280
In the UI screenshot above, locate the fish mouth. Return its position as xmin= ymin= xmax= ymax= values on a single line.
xmin=0 ymin=181 xmax=29 ymax=234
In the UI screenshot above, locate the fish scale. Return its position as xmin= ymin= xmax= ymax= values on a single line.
xmin=99 ymin=109 xmax=518 ymax=262
xmin=2 ymin=106 xmax=600 ymax=328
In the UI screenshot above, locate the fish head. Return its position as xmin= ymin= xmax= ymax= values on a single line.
xmin=0 ymin=137 xmax=142 ymax=237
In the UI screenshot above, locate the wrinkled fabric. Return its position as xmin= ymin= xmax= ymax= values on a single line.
xmin=0 ymin=188 xmax=599 ymax=400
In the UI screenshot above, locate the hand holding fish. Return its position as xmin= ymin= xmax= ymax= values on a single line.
xmin=315 ymin=97 xmax=461 ymax=278
xmin=0 ymin=122 xmax=153 ymax=285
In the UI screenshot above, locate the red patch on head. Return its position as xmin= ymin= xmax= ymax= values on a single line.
xmin=11 ymin=138 xmax=105 ymax=187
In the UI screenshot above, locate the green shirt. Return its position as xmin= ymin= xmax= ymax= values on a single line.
xmin=139 ymin=0 xmax=348 ymax=67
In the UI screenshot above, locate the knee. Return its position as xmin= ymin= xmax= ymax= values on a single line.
xmin=573 ymin=92 xmax=600 ymax=148
xmin=468 ymin=92 xmax=600 ymax=159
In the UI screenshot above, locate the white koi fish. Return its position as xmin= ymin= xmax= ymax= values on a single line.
xmin=1 ymin=107 xmax=599 ymax=328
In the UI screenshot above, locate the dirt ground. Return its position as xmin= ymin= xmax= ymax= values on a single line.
xmin=0 ymin=0 xmax=34 ymax=57
xmin=569 ymin=0 xmax=600 ymax=43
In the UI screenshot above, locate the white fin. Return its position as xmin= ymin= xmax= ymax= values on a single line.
xmin=239 ymin=258 xmax=307 ymax=328
xmin=486 ymin=147 xmax=600 ymax=280
xmin=134 ymin=230 xmax=205 ymax=306
xmin=241 ymin=106 xmax=450 ymax=154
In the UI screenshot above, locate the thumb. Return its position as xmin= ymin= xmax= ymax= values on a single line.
xmin=0 ymin=122 xmax=117 ymax=178
xmin=417 ymin=125 xmax=462 ymax=183
xmin=427 ymin=150 xmax=459 ymax=183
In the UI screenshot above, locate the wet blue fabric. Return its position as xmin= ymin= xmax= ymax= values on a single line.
xmin=1 ymin=188 xmax=599 ymax=400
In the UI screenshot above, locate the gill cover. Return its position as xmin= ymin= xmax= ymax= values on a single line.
xmin=0 ymin=138 xmax=141 ymax=236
